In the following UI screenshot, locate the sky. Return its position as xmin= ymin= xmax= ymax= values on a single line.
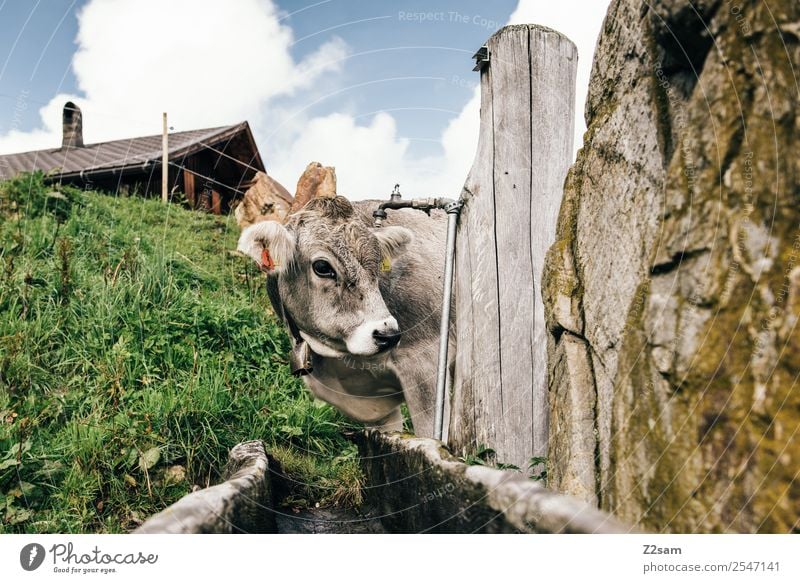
xmin=0 ymin=0 xmax=612 ymax=200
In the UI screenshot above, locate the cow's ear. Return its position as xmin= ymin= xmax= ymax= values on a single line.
xmin=237 ymin=220 xmax=295 ymax=273
xmin=374 ymin=226 xmax=413 ymax=259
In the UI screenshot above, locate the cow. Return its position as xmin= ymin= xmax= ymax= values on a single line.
xmin=237 ymin=195 xmax=453 ymax=436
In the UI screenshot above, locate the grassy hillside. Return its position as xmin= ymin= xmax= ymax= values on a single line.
xmin=0 ymin=173 xmax=361 ymax=533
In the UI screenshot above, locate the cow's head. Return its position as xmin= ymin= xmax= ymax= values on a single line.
xmin=237 ymin=196 xmax=413 ymax=357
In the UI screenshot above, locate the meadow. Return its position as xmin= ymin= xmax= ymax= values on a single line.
xmin=0 ymin=173 xmax=362 ymax=533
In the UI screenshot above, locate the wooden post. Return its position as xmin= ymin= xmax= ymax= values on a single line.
xmin=162 ymin=112 xmax=168 ymax=204
xmin=183 ymin=170 xmax=196 ymax=209
xmin=211 ymin=189 xmax=222 ymax=215
xmin=449 ymin=25 xmax=577 ymax=470
xmin=183 ymin=157 xmax=197 ymax=209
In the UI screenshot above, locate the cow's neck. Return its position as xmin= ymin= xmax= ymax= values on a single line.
xmin=265 ymin=276 xmax=314 ymax=376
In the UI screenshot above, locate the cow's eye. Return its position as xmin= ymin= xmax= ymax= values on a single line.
xmin=312 ymin=260 xmax=336 ymax=279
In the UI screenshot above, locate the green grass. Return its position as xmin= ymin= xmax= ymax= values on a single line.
xmin=0 ymin=172 xmax=362 ymax=533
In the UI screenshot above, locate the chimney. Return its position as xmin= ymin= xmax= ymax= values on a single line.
xmin=62 ymin=102 xmax=84 ymax=148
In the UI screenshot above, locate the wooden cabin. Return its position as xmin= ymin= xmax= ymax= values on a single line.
xmin=0 ymin=102 xmax=265 ymax=214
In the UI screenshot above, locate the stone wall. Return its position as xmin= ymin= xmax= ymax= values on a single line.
xmin=544 ymin=0 xmax=800 ymax=532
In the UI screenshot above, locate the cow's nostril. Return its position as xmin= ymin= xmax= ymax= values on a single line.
xmin=373 ymin=329 xmax=401 ymax=351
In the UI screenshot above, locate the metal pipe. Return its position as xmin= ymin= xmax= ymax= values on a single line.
xmin=434 ymin=200 xmax=462 ymax=440
xmin=373 ymin=187 xmax=463 ymax=442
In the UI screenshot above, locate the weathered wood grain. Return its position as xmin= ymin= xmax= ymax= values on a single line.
xmin=449 ymin=24 xmax=577 ymax=469
xmin=449 ymin=46 xmax=499 ymax=460
xmin=492 ymin=25 xmax=535 ymax=465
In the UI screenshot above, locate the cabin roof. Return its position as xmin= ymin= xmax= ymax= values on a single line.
xmin=0 ymin=121 xmax=264 ymax=181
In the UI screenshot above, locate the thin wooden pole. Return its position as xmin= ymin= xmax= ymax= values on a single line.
xmin=162 ymin=112 xmax=168 ymax=204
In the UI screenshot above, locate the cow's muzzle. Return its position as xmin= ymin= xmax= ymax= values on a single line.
xmin=372 ymin=329 xmax=402 ymax=352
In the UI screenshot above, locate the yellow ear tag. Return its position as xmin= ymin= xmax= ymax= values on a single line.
xmin=380 ymin=256 xmax=391 ymax=272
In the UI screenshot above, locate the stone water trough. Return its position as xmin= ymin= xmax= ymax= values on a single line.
xmin=135 ymin=431 xmax=631 ymax=534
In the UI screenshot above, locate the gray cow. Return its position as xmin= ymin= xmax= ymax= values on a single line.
xmin=237 ymin=195 xmax=452 ymax=436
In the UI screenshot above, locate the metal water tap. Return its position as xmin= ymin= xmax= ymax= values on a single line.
xmin=373 ymin=185 xmax=462 ymax=227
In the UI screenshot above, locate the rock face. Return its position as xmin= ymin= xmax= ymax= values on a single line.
xmin=235 ymin=171 xmax=293 ymax=228
xmin=235 ymin=162 xmax=337 ymax=229
xmin=544 ymin=0 xmax=800 ymax=532
xmin=235 ymin=162 xmax=336 ymax=229
xmin=291 ymin=161 xmax=336 ymax=213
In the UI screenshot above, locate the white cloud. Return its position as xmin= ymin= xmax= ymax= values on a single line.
xmin=438 ymin=86 xmax=481 ymax=183
xmin=268 ymin=0 xmax=611 ymax=200
xmin=0 ymin=0 xmax=611 ymax=201
xmin=266 ymin=91 xmax=482 ymax=199
xmin=0 ymin=0 xmax=348 ymax=153
xmin=507 ymin=1 xmax=612 ymax=152
xmin=269 ymin=112 xmax=410 ymax=198
xmin=0 ymin=95 xmax=74 ymax=154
